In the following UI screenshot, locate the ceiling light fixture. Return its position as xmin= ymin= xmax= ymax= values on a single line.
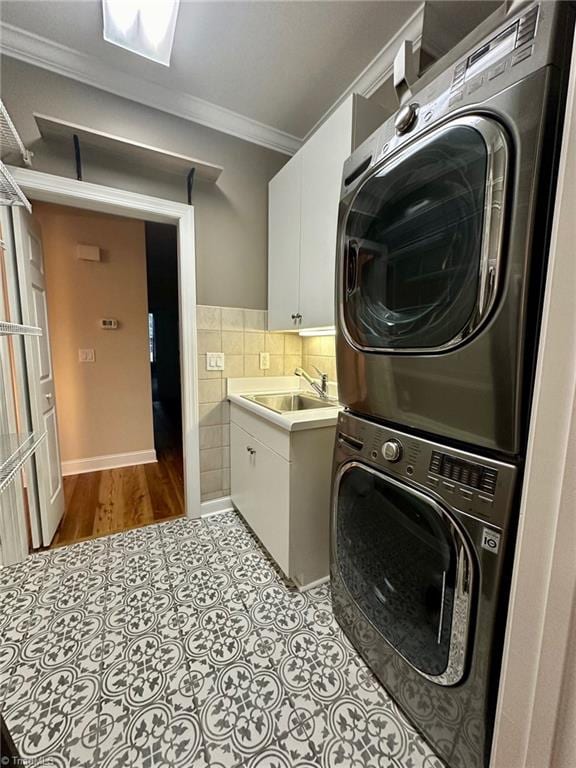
xmin=102 ymin=0 xmax=180 ymax=66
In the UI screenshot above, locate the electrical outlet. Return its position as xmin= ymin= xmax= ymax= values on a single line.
xmin=259 ymin=352 xmax=270 ymax=370
xmin=206 ymin=352 xmax=225 ymax=371
xmin=78 ymin=349 xmax=95 ymax=363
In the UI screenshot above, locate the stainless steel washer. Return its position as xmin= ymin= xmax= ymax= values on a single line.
xmin=331 ymin=411 xmax=518 ymax=768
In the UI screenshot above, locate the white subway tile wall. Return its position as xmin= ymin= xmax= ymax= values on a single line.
xmin=197 ymin=305 xmax=303 ymax=501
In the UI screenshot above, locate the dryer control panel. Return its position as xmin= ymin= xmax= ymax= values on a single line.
xmin=341 ymin=1 xmax=569 ymax=201
xmin=336 ymin=411 xmax=518 ymax=530
xmin=450 ymin=4 xmax=539 ymax=105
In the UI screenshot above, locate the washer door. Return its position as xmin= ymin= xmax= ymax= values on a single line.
xmin=340 ymin=116 xmax=508 ymax=353
xmin=333 ymin=462 xmax=474 ymax=685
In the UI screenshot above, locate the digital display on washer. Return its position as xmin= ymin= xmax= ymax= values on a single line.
xmin=465 ymin=23 xmax=517 ymax=80
xmin=429 ymin=451 xmax=497 ymax=494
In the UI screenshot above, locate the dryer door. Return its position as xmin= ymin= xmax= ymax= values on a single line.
xmin=333 ymin=462 xmax=474 ymax=685
xmin=340 ymin=116 xmax=508 ymax=353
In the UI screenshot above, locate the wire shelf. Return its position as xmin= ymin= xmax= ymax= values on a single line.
xmin=0 ymin=432 xmax=45 ymax=496
xmin=0 ymin=100 xmax=32 ymax=166
xmin=0 ymin=161 xmax=32 ymax=213
xmin=0 ymin=321 xmax=42 ymax=337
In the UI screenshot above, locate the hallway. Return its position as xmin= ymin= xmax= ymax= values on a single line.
xmin=51 ymin=402 xmax=184 ymax=547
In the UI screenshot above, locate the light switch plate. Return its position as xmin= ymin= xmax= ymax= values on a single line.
xmin=259 ymin=352 xmax=270 ymax=370
xmin=79 ymin=349 xmax=95 ymax=363
xmin=206 ymin=352 xmax=225 ymax=371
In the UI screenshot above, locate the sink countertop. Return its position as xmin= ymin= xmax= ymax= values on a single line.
xmin=227 ymin=376 xmax=341 ymax=432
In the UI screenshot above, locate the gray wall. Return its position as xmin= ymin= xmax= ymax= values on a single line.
xmin=1 ymin=57 xmax=287 ymax=309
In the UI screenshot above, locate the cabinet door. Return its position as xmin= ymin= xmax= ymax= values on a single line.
xmin=230 ymin=422 xmax=290 ymax=575
xmin=268 ymin=152 xmax=302 ymax=331
xmin=298 ymin=97 xmax=353 ymax=329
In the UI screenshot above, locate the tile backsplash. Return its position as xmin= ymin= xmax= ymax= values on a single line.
xmin=197 ymin=305 xmax=303 ymax=501
xmin=301 ymin=335 xmax=337 ymax=384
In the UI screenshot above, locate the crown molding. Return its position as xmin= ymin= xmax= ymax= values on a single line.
xmin=0 ymin=22 xmax=302 ymax=156
xmin=1 ymin=5 xmax=426 ymax=156
xmin=303 ymin=3 xmax=426 ymax=142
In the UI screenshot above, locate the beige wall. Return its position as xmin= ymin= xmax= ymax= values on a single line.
xmin=1 ymin=57 xmax=287 ymax=310
xmin=34 ymin=201 xmax=154 ymax=465
xmin=553 ymin=599 xmax=576 ymax=767
xmin=196 ymin=305 xmax=303 ymax=501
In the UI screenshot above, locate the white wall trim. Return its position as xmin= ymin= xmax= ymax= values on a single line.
xmin=62 ymin=450 xmax=157 ymax=477
xmin=0 ymin=22 xmax=301 ymax=156
xmin=490 ymin=38 xmax=576 ymax=768
xmin=200 ymin=496 xmax=234 ymax=517
xmin=302 ymin=3 xmax=425 ymax=142
xmin=10 ymin=166 xmax=202 ymax=519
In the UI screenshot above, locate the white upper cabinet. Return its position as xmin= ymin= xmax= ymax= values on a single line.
xmin=268 ymin=152 xmax=301 ymax=331
xmin=299 ymin=100 xmax=354 ymax=330
xmin=268 ymin=94 xmax=385 ymax=332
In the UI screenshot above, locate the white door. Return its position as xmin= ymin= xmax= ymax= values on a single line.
xmin=12 ymin=208 xmax=64 ymax=545
xmin=268 ymin=152 xmax=302 ymax=331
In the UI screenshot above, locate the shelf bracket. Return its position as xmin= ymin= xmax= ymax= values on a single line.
xmin=187 ymin=168 xmax=195 ymax=205
xmin=73 ymin=133 xmax=83 ymax=181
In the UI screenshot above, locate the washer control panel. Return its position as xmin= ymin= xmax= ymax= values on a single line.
xmin=336 ymin=411 xmax=517 ymax=529
xmin=429 ymin=451 xmax=497 ymax=495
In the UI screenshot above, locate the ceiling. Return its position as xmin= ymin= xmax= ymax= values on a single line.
xmin=0 ymin=0 xmax=421 ymax=143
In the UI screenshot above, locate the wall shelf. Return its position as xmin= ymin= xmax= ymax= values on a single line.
xmin=0 ymin=162 xmax=32 ymax=213
xmin=0 ymin=321 xmax=42 ymax=337
xmin=0 ymin=432 xmax=46 ymax=496
xmin=34 ymin=113 xmax=224 ymax=183
xmin=0 ymin=100 xmax=33 ymax=166
xmin=0 ymin=100 xmax=33 ymax=213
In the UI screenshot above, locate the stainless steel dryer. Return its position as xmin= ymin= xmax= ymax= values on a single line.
xmin=331 ymin=411 xmax=518 ymax=768
xmin=336 ymin=1 xmax=574 ymax=456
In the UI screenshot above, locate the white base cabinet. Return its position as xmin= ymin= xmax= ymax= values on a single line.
xmin=230 ymin=403 xmax=336 ymax=588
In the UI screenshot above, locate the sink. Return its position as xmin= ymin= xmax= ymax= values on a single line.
xmin=241 ymin=392 xmax=337 ymax=414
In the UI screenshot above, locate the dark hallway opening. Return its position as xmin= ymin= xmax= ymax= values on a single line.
xmin=145 ymin=222 xmax=183 ymax=483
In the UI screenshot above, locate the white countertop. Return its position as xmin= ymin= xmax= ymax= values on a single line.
xmin=227 ymin=376 xmax=342 ymax=432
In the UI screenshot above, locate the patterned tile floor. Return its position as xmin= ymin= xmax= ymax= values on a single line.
xmin=0 ymin=511 xmax=444 ymax=767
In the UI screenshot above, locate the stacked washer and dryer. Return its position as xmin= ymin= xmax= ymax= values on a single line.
xmin=330 ymin=3 xmax=574 ymax=768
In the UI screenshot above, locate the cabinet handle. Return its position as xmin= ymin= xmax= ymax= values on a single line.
xmin=291 ymin=313 xmax=302 ymax=321
xmin=246 ymin=446 xmax=256 ymax=455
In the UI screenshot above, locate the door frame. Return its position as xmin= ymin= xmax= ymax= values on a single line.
xmin=490 ymin=38 xmax=576 ymax=768
xmin=8 ymin=166 xmax=201 ymax=522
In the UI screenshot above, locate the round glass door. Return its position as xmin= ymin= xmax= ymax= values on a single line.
xmin=341 ymin=118 xmax=508 ymax=351
xmin=334 ymin=463 xmax=472 ymax=684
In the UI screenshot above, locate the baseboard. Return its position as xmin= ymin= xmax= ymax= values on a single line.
xmin=295 ymin=575 xmax=330 ymax=592
xmin=61 ymin=450 xmax=157 ymax=476
xmin=200 ymin=496 xmax=234 ymax=517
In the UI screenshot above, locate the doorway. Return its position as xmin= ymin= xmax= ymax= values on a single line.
xmin=25 ymin=203 xmax=184 ymax=546
xmin=8 ymin=167 xmax=200 ymax=550
xmin=146 ymin=222 xmax=185 ymax=519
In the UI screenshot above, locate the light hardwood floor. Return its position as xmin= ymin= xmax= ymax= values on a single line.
xmin=50 ymin=402 xmax=184 ymax=548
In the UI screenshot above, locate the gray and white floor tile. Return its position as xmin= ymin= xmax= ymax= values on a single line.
xmin=0 ymin=510 xmax=444 ymax=767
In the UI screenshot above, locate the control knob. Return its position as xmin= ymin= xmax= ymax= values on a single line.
xmin=395 ymin=103 xmax=418 ymax=135
xmin=382 ymin=439 xmax=402 ymax=463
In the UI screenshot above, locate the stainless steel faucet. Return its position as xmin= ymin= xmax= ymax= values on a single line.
xmin=294 ymin=366 xmax=329 ymax=399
